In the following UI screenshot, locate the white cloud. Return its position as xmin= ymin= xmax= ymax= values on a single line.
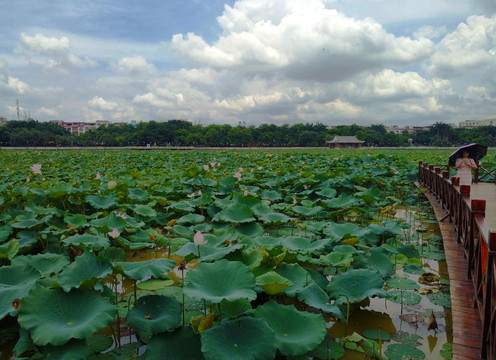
xmin=17 ymin=32 xmax=97 ymax=70
xmin=414 ymin=25 xmax=448 ymax=40
xmin=88 ymin=96 xmax=118 ymax=111
xmin=36 ymin=106 xmax=59 ymax=117
xmin=427 ymin=15 xmax=496 ymax=77
xmin=0 ymin=58 xmax=30 ymax=95
xmin=171 ymin=0 xmax=434 ymax=82
xmin=110 ymin=55 xmax=157 ymax=75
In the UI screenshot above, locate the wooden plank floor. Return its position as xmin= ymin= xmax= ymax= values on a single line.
xmin=421 ymin=185 xmax=483 ymax=360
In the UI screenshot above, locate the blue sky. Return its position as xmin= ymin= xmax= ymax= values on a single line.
xmin=1 ymin=0 xmax=495 ymax=126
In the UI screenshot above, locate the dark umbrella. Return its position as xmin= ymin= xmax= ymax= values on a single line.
xmin=449 ymin=143 xmax=488 ymax=166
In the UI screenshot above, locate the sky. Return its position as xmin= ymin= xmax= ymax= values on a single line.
xmin=1 ymin=0 xmax=496 ymax=127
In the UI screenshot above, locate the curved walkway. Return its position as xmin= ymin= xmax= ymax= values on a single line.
xmin=420 ymin=183 xmax=483 ymax=359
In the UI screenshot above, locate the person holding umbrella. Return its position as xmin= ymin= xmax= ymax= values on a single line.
xmin=454 ymin=150 xmax=478 ymax=185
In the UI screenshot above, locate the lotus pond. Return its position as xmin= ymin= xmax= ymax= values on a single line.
xmin=0 ymin=148 xmax=480 ymax=359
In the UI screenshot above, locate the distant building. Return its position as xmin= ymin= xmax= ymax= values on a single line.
xmin=326 ymin=136 xmax=364 ymax=149
xmin=51 ymin=120 xmax=111 ymax=135
xmin=0 ymin=116 xmax=7 ymax=126
xmin=386 ymin=125 xmax=430 ymax=134
xmin=458 ymin=118 xmax=496 ymax=128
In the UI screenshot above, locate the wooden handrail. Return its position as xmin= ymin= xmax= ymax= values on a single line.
xmin=419 ymin=162 xmax=496 ymax=359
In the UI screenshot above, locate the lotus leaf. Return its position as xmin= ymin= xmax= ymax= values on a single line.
xmin=219 ymin=298 xmax=252 ymax=319
xmin=128 ymin=188 xmax=150 ymax=201
xmin=131 ymin=204 xmax=157 ymax=217
xmin=85 ymin=194 xmax=118 ymax=209
xmin=386 ymin=277 xmax=419 ymax=290
xmin=276 ymin=264 xmax=311 ymax=297
xmin=309 ymin=338 xmax=345 ymax=360
xmin=55 ymin=251 xmax=112 ymax=292
xmin=201 ymin=317 xmax=276 ymax=360
xmin=177 ymin=213 xmax=206 ymax=225
xmin=257 ymin=211 xmax=291 ymax=224
xmin=18 ymin=286 xmax=116 ymax=346
xmin=126 ymin=295 xmax=181 ymax=333
xmin=14 ymin=231 xmax=38 ymax=250
xmin=327 ymin=269 xmax=386 ymax=305
xmin=281 ymin=237 xmax=329 ymax=253
xmin=361 ymin=247 xmax=394 ymax=278
xmin=387 ymin=290 xmax=422 ymax=305
xmin=137 ymin=279 xmax=174 ymax=290
xmin=323 ymin=222 xmax=365 ymax=240
xmin=296 ymin=283 xmax=343 ymax=320
xmin=115 ymin=236 xmax=153 ymax=250
xmin=0 ymin=265 xmax=39 ymax=320
xmin=63 ymin=214 xmax=88 ymax=228
xmin=0 ymin=239 xmax=18 ymax=260
xmin=89 ymin=213 xmax=127 ymax=232
xmin=11 ymin=218 xmax=43 ymax=229
xmin=363 ymin=328 xmax=391 ymax=341
xmin=184 ymin=259 xmax=256 ymax=303
xmin=146 ymin=326 xmax=204 ymax=360
xmin=293 ymin=205 xmax=323 ymax=217
xmin=61 ymin=233 xmax=110 ymax=251
xmin=315 ymin=188 xmax=337 ymax=198
xmin=256 ymin=271 xmax=293 ymax=295
xmin=355 ymin=187 xmax=381 ymax=203
xmin=254 ymin=300 xmax=327 ymax=356
xmin=212 ymin=203 xmax=255 ymax=223
xmin=113 ymin=258 xmax=176 ymax=281
xmin=252 ymin=235 xmax=281 ymax=248
xmin=11 ymin=253 xmax=70 ymax=277
xmin=404 ymin=263 xmax=425 ymax=275
xmin=427 ymin=292 xmax=451 ymax=308
xmin=39 ymin=339 xmax=91 ymax=360
xmin=325 ymin=193 xmax=358 ymax=209
xmin=86 ymin=334 xmax=113 ymax=352
xmin=385 ymin=343 xmax=425 ymax=359
xmin=320 ymin=252 xmax=353 ymax=267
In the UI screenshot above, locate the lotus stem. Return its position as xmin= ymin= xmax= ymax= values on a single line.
xmin=345 ymin=296 xmax=350 ymax=336
xmin=203 ymin=299 xmax=207 ymax=315
xmin=181 ymin=269 xmax=185 ymax=326
xmin=379 ymin=326 xmax=383 ymax=360
xmin=218 ymin=303 xmax=222 ymax=322
xmin=197 ymin=245 xmax=201 ymax=258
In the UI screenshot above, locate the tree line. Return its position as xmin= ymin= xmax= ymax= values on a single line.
xmin=0 ymin=119 xmax=495 ymax=147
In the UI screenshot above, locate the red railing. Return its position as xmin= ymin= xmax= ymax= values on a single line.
xmin=419 ymin=161 xmax=496 ymax=359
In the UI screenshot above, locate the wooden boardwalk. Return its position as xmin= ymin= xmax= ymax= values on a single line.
xmin=421 ymin=184 xmax=494 ymax=359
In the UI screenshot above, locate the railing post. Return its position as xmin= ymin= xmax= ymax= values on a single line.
xmin=481 ymin=231 xmax=496 ymax=359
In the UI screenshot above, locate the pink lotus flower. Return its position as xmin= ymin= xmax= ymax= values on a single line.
xmin=244 ymin=190 xmax=249 ymax=196
xmin=210 ymin=162 xmax=216 ymax=168
xmin=187 ymin=192 xmax=195 ymax=198
xmin=203 ymin=165 xmax=209 ymax=171
xmin=198 ymin=190 xmax=202 ymax=196
xmin=194 ymin=231 xmax=207 ymax=245
xmin=239 ymin=167 xmax=243 ymax=172
xmin=31 ymin=163 xmax=42 ymax=175
xmin=108 ymin=228 xmax=120 ymax=238
xmin=95 ymin=173 xmax=101 ymax=180
xmin=116 ymin=212 xmax=128 ymax=220
xmin=25 ymin=177 xmax=30 ymax=182
xmin=258 ymin=166 xmax=263 ymax=170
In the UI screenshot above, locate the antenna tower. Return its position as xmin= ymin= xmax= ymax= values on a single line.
xmin=16 ymin=99 xmax=20 ymax=121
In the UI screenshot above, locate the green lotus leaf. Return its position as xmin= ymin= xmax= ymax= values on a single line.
xmin=184 ymin=259 xmax=256 ymax=303
xmin=201 ymin=317 xmax=276 ymax=360
xmin=11 ymin=218 xmax=43 ymax=229
xmin=213 ymin=203 xmax=255 ymax=223
xmin=360 ymin=247 xmax=394 ymax=278
xmin=16 ymin=230 xmax=38 ymax=250
xmin=137 ymin=279 xmax=175 ymax=290
xmin=256 ymin=271 xmax=293 ymax=295
xmin=0 ymin=227 xmax=10 ymax=243
xmin=254 ymin=300 xmax=327 ymax=356
xmin=177 ymin=213 xmax=206 ymax=225
xmin=386 ymin=276 xmax=419 ymax=290
xmin=363 ymin=328 xmax=391 ymax=341
xmin=18 ymin=286 xmax=116 ymax=346
xmin=327 ymin=269 xmax=386 ymax=305
xmin=39 ymin=339 xmax=91 ymax=360
xmin=85 ymin=194 xmax=118 ymax=209
xmin=199 ymin=244 xmax=244 ymax=262
xmin=397 ymin=245 xmax=420 ymax=259
xmin=13 ymin=327 xmax=35 ymax=357
xmin=63 ymin=214 xmax=88 ymax=228
xmin=319 ymin=252 xmax=353 ymax=267
xmin=55 ymin=251 xmax=112 ymax=292
xmin=253 ymin=236 xmax=282 ymax=248
xmin=12 ymin=253 xmax=70 ymax=277
xmin=146 ymin=326 xmax=204 ymax=360
xmin=261 ymin=190 xmax=282 ymax=201
xmin=385 ymin=343 xmax=425 ymax=360
xmin=403 ymin=263 xmax=425 ymax=275
xmin=355 ymin=187 xmax=381 ymax=203
xmin=293 ymin=205 xmax=323 ymax=217
xmin=89 ymin=213 xmax=127 ymax=232
xmin=423 ymin=250 xmax=446 ymax=261
xmin=276 ymin=264 xmax=312 ymax=297
xmin=240 ymin=247 xmax=265 ymax=270
xmin=281 ymin=237 xmax=329 ymax=253
xmin=220 ymin=298 xmax=252 ymax=319
xmin=131 ymin=204 xmax=157 ymax=217
xmin=61 ymin=233 xmax=110 ymax=250
xmin=257 ymin=211 xmax=291 ymax=224
xmin=126 ymin=295 xmax=181 ymax=333
xmin=387 ymin=290 xmax=422 ymax=305
xmin=316 ymin=188 xmax=337 ymax=198
xmin=128 ymin=188 xmax=150 ymax=201
xmin=115 ymin=236 xmax=153 ymax=250
xmin=234 ymin=222 xmax=264 ymax=237
xmin=0 ymin=239 xmax=18 ymax=260
xmin=86 ymin=334 xmax=113 ymax=352
xmin=324 ymin=193 xmax=358 ymax=209
xmin=308 ymin=337 xmax=345 ymax=360
xmin=0 ymin=265 xmax=39 ymax=320
xmin=49 ymin=182 xmax=74 ymax=196
xmin=296 ymin=283 xmax=343 ymax=320
xmin=427 ymin=292 xmax=451 ymax=308
xmin=368 ymin=221 xmax=403 ymax=237
xmin=113 ymin=258 xmax=176 ymax=281
xmin=322 ymin=222 xmax=365 ymax=240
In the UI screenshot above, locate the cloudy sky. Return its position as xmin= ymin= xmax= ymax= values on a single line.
xmin=1 ymin=0 xmax=496 ymax=127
